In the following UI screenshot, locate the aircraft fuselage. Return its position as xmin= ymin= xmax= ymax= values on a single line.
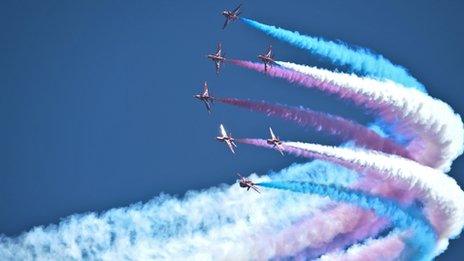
xmin=207 ymin=55 xmax=225 ymax=61
xmin=239 ymin=181 xmax=248 ymax=188
xmin=223 ymin=11 xmax=238 ymax=20
xmin=216 ymin=136 xmax=233 ymax=142
xmin=195 ymin=95 xmax=212 ymax=101
xmin=259 ymin=56 xmax=273 ymax=63
xmin=267 ymin=139 xmax=282 ymax=146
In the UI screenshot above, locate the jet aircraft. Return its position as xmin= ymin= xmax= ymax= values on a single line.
xmin=207 ymin=43 xmax=226 ymax=74
xmin=216 ymin=124 xmax=237 ymax=153
xmin=222 ymin=4 xmax=242 ymax=29
xmin=258 ymin=45 xmax=275 ymax=72
xmin=236 ymin=173 xmax=260 ymax=193
xmin=266 ymin=127 xmax=284 ymax=155
xmin=194 ymin=81 xmax=214 ymax=114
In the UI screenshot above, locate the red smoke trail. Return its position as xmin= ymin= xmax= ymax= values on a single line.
xmin=271 ymin=205 xmax=389 ymax=259
xmin=228 ymin=59 xmax=381 ymax=111
xmin=236 ymin=138 xmax=417 ymax=204
xmin=217 ymin=97 xmax=412 ymax=159
xmin=228 ymin=60 xmax=455 ymax=170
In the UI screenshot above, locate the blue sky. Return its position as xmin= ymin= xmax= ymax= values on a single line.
xmin=1 ymin=1 xmax=463 ymax=259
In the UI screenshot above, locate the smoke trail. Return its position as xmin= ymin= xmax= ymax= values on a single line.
xmin=259 ymin=162 xmax=390 ymax=257
xmin=228 ymin=60 xmax=385 ymax=119
xmin=266 ymin=162 xmax=393 ymax=258
xmin=217 ymin=97 xmax=411 ymax=159
xmin=257 ymin=181 xmax=435 ymax=260
xmin=318 ymin=232 xmax=406 ymax=261
xmin=236 ymin=138 xmax=464 ymax=248
xmin=228 ymin=59 xmax=403 ymax=115
xmin=0 ymin=163 xmax=380 ymax=260
xmin=229 ymin=59 xmax=463 ymax=172
xmin=0 ymin=169 xmax=333 ymax=260
xmin=240 ymin=18 xmax=425 ymax=91
xmin=237 ymin=139 xmax=416 ymax=204
xmin=276 ymin=61 xmax=464 ymax=172
xmin=272 ymin=205 xmax=389 ymax=259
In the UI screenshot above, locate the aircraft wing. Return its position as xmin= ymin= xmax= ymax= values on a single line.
xmin=222 ymin=19 xmax=229 ymax=29
xmin=203 ymin=82 xmax=209 ymax=96
xmin=220 ymin=124 xmax=227 ymax=137
xmin=233 ymin=4 xmax=242 ymax=13
xmin=204 ymin=101 xmax=212 ymax=113
xmin=266 ymin=46 xmax=272 ymax=56
xmin=251 ymin=185 xmax=261 ymax=193
xmin=276 ymin=144 xmax=285 ymax=156
xmin=269 ymin=127 xmax=276 ymax=140
xmin=216 ymin=43 xmax=222 ymax=56
xmin=236 ymin=173 xmax=244 ymax=179
xmin=226 ymin=140 xmax=236 ymax=154
xmin=215 ymin=61 xmax=221 ymax=74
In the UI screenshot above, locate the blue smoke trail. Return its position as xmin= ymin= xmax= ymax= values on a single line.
xmin=258 ymin=181 xmax=436 ymax=260
xmin=241 ymin=18 xmax=426 ymax=92
xmin=0 ymin=163 xmax=356 ymax=260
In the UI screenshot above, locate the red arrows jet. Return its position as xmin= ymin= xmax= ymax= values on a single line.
xmin=236 ymin=173 xmax=260 ymax=193
xmin=194 ymin=81 xmax=214 ymax=114
xmin=216 ymin=124 xmax=237 ymax=154
xmin=207 ymin=43 xmax=226 ymax=74
xmin=266 ymin=127 xmax=284 ymax=156
xmin=258 ymin=45 xmax=275 ymax=72
xmin=222 ymin=4 xmax=242 ymax=29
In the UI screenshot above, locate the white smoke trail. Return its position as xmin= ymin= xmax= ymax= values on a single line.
xmin=318 ymin=232 xmax=406 ymax=261
xmin=277 ymin=61 xmax=464 ymax=172
xmin=1 ymin=164 xmax=372 ymax=260
xmin=260 ymin=205 xmax=388 ymax=258
xmin=283 ymin=141 xmax=464 ymax=252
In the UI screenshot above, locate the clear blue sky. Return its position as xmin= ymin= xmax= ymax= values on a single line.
xmin=1 ymin=1 xmax=463 ymax=259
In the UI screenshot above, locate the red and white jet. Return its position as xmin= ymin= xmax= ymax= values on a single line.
xmin=222 ymin=4 xmax=242 ymax=29
xmin=266 ymin=127 xmax=284 ymax=155
xmin=258 ymin=45 xmax=275 ymax=72
xmin=236 ymin=173 xmax=260 ymax=193
xmin=207 ymin=43 xmax=226 ymax=74
xmin=216 ymin=124 xmax=237 ymax=154
xmin=194 ymin=81 xmax=214 ymax=114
